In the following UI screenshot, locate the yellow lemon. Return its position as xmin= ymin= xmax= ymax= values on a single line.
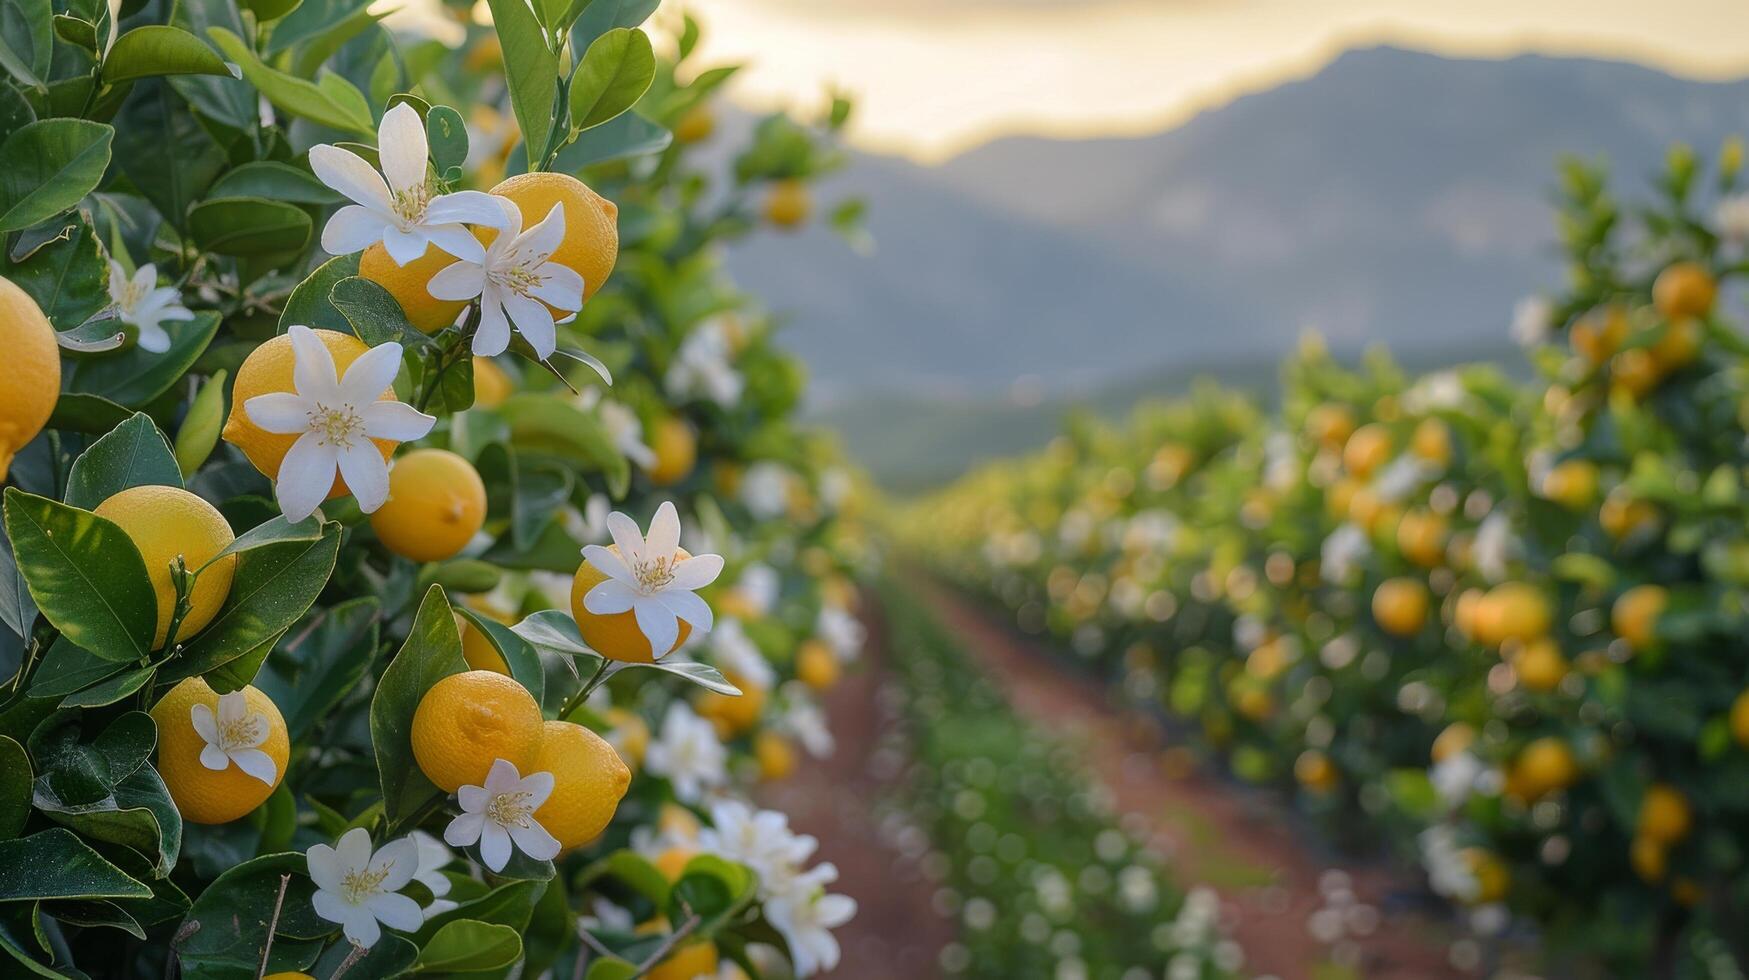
xmin=1342 ymin=423 xmax=1393 ymax=478
xmin=673 ymin=105 xmax=715 ymax=144
xmin=410 ymin=670 xmax=543 ymax=792
xmin=0 ymin=276 xmax=60 ymax=481
xmin=652 ymin=845 xmax=696 ymax=882
xmin=1512 ymin=637 xmax=1567 ymax=693
xmin=1372 ymin=577 xmax=1428 ymax=637
xmin=458 ymin=615 xmax=508 ymax=674
xmin=1460 ymin=848 xmax=1509 ymax=903
xmin=1571 ymin=305 xmax=1627 ymax=365
xmin=473 ymin=357 xmax=513 ymax=408
xmin=1612 ymin=585 xmax=1667 ymax=652
xmin=1305 ymin=403 xmax=1355 ymax=450
xmin=1638 ymin=783 xmax=1692 ymax=845
xmin=95 ymin=486 xmax=236 ymax=649
xmin=1395 ymin=509 xmax=1447 ymax=568
xmin=756 ymin=730 xmax=798 ymax=781
xmin=222 ymin=329 xmax=397 ymax=500
xmin=569 ymin=545 xmax=695 ymax=662
xmin=530 ymin=720 xmax=631 ymax=850
xmin=796 ymin=639 xmax=840 ymax=691
xmin=1474 ymin=583 xmax=1551 ymax=647
xmin=1410 ymin=417 xmax=1452 ymax=466
xmin=359 ymin=242 xmax=466 ymax=333
xmin=485 ymin=172 xmax=618 ymax=306
xmin=1649 ymin=317 xmax=1704 ymax=371
xmin=1541 ymin=459 xmax=1599 ymax=510
xmin=151 ymin=678 xmax=289 ymax=825
xmin=648 ymin=416 xmax=697 ymax=487
xmin=764 ymin=179 xmax=811 ymax=228
xmin=1294 ymin=749 xmax=1338 ymax=793
xmin=1653 ymin=261 xmax=1716 ymax=320
xmin=1600 ymin=487 xmax=1659 ymax=540
xmin=1611 ymin=348 xmax=1664 ymax=400
xmin=1731 ymin=690 xmax=1749 ymax=748
xmin=1508 ymin=736 xmax=1578 ymax=802
xmin=369 ymin=449 xmax=486 ymax=563
xmin=1631 ymin=835 xmax=1667 ymax=883
xmin=1431 ymin=722 xmax=1475 ymax=764
xmin=647 ymin=941 xmax=718 ymax=980
xmin=695 ymin=674 xmax=766 ymax=737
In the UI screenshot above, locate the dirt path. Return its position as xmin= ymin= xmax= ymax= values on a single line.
xmin=916 ymin=584 xmax=1464 ymax=980
xmin=756 ymin=598 xmax=957 ymax=979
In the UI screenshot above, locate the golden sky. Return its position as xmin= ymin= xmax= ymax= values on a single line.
xmin=679 ymin=0 xmax=1749 ymax=162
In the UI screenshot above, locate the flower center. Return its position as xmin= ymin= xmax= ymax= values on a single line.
xmin=489 ymin=263 xmax=543 ymax=300
xmin=390 ymin=182 xmax=432 ymax=229
xmin=632 ymin=554 xmax=675 ymax=594
xmin=486 ymin=790 xmax=536 ymax=828
xmin=118 ymin=280 xmax=149 ymax=312
xmin=217 ymin=713 xmax=265 ymax=751
xmin=341 ymin=863 xmax=391 ymax=905
xmin=308 ymin=402 xmax=365 ymax=449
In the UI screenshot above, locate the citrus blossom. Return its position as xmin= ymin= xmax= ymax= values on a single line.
xmin=427 ymin=199 xmax=583 ymax=358
xmin=306 ymin=828 xmax=423 ymax=949
xmin=106 ymin=260 xmax=192 ymax=353
xmin=572 ymin=501 xmax=723 ymax=661
xmin=443 ymin=758 xmax=562 ymax=872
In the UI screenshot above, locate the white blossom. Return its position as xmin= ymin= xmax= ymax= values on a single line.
xmin=443 ymin=759 xmax=562 ymax=872
xmin=107 ymin=261 xmax=193 ymax=354
xmin=708 ymin=618 xmax=774 ymax=689
xmin=763 ymin=863 xmax=856 ymax=978
xmin=427 ymin=198 xmax=585 ymax=359
xmin=739 ymin=462 xmax=792 ymax=519
xmin=644 ymin=703 xmax=727 ymax=803
xmin=666 ymin=316 xmax=744 ymax=407
xmin=306 ymin=828 xmax=423 ymax=949
xmin=1510 ymin=295 xmax=1554 ymax=348
xmin=580 ymin=502 xmax=724 ymax=657
xmin=189 ymin=691 xmax=276 ymax=785
xmin=816 ymin=606 xmax=865 ymax=662
xmin=1716 ymin=193 xmax=1749 ymax=242
xmin=698 ymin=800 xmax=818 ymax=898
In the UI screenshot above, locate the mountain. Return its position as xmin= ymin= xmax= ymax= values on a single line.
xmin=718 ymin=46 xmax=1749 ymax=487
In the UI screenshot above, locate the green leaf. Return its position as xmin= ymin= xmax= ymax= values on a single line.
xmin=330 ymin=275 xmax=419 ymax=346
xmin=166 ymin=525 xmax=340 ymax=679
xmin=64 ymin=412 xmax=183 ymax=510
xmin=415 ymin=878 xmax=543 ymax=942
xmin=102 ymin=25 xmax=236 ymax=84
xmin=206 ymin=27 xmax=374 ymax=135
xmin=585 ymin=959 xmax=639 ymax=980
xmin=499 ymin=394 xmax=628 ymax=488
xmin=667 ymin=854 xmax=755 ymax=932
xmin=240 ymin=0 xmax=302 ymax=23
xmin=0 ymin=82 xmax=33 ymax=147
xmin=0 ymin=0 xmax=51 ymax=87
xmin=413 ymin=919 xmax=522 ymax=973
xmin=570 ymin=0 xmax=656 ymax=47
xmin=173 ymin=852 xmax=327 ymax=978
xmin=425 ymin=105 xmax=467 ymax=174
xmin=576 ymin=849 xmax=669 ymax=907
xmin=256 ymin=597 xmax=380 ymax=740
xmin=545 ymin=110 xmax=669 ymax=171
xmin=62 ymin=310 xmax=220 ymax=409
xmin=455 ymin=607 xmax=543 ymax=705
xmin=567 ymin=28 xmax=653 ymax=134
xmin=510 ymin=609 xmax=602 ymax=664
xmin=204 ymin=628 xmax=280 ymax=692
xmin=27 ymin=636 xmax=122 ymax=696
xmin=58 ymin=663 xmax=154 ymax=706
xmin=200 ymin=514 xmax=325 ymax=570
xmin=308 ymin=933 xmax=417 ymax=979
xmin=0 ymin=515 xmax=36 ymax=641
xmin=0 ymin=736 xmax=27 ymax=838
xmin=0 ymin=828 xmax=150 ymax=901
xmin=622 ymin=658 xmax=739 ymax=696
xmin=188 ymin=196 xmax=312 ymax=256
xmin=485 ymin=0 xmax=557 ymax=167
xmin=208 ymin=161 xmax=339 ymax=205
xmin=51 ymin=14 xmax=94 ymax=52
xmin=175 ymin=369 xmax=228 ymax=477
xmin=0 ymin=215 xmax=104 ymax=328
xmin=369 ymin=584 xmax=465 ymax=823
xmin=2 ymin=488 xmax=155 ymax=663
xmin=36 ymin=759 xmax=182 ymax=877
xmin=113 ymin=79 xmax=227 ymax=229
xmin=279 ymin=252 xmax=360 ymax=334
xmin=0 ymin=119 xmax=113 ymax=233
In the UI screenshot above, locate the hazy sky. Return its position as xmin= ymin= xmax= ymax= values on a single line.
xmin=681 ymin=0 xmax=1749 ymax=162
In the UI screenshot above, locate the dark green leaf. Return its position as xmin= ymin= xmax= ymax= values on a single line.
xmin=667 ymin=854 xmax=754 ymax=932
xmin=199 ymin=514 xmax=325 ymax=570
xmin=567 ymin=28 xmax=653 ymax=133
xmin=204 ymin=628 xmax=280 ymax=692
xmin=46 ymin=392 xmax=133 ymax=433
xmin=425 ymin=105 xmax=467 ymax=173
xmin=102 ymin=25 xmax=236 ymax=84
xmin=58 ymin=663 xmax=154 ymax=706
xmin=456 ymin=606 xmax=543 ymax=706
xmin=61 ymin=310 xmax=220 ymax=409
xmin=113 ymin=79 xmax=227 ymax=229
xmin=413 ymin=919 xmax=522 ymax=973
xmin=0 ymin=119 xmax=112 ymax=233
xmin=369 ymin=584 xmax=464 ymax=823
xmin=0 ymin=517 xmax=36 ymax=640
xmin=26 ymin=635 xmax=122 ymax=696
xmin=188 ymin=196 xmax=312 ymax=257
xmin=0 ymin=214 xmax=105 ymax=329
xmin=278 ymin=252 xmax=360 ymax=334
xmin=36 ymin=761 xmax=182 ymax=877
xmin=240 ymin=0 xmax=302 ymax=23
xmin=208 ymin=161 xmax=339 ymax=205
xmin=0 ymin=736 xmax=27 ymax=838
xmin=547 ymin=110 xmax=668 ymax=171
xmin=0 ymin=828 xmax=150 ymax=901
xmin=174 ymin=852 xmax=327 ymax=978
xmin=166 ymin=525 xmax=340 ymax=680
xmin=486 ymin=0 xmax=557 ymax=167
xmin=570 ymin=0 xmax=656 ymax=47
xmin=330 ymin=275 xmax=418 ymax=346
xmin=64 ymin=412 xmax=183 ymax=510
xmin=2 ymin=488 xmax=155 ymax=663
xmin=206 ymin=28 xmax=373 ymax=135
xmin=0 ymin=0 xmax=51 ymax=86
xmin=499 ymin=394 xmax=628 ymax=488
xmin=256 ymin=597 xmax=379 ymax=740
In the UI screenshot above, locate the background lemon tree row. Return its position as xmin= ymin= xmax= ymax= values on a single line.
xmin=0 ymin=0 xmax=870 ymax=976
xmin=902 ymin=145 xmax=1749 ymax=976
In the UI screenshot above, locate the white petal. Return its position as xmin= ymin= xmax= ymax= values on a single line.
xmin=530 ymin=264 xmax=584 ymax=312
xmin=106 ymin=260 xmax=127 ymax=301
xmin=135 ymin=321 xmax=171 ymax=354
xmin=656 ymin=589 xmax=713 ymax=633
xmin=130 ymin=263 xmax=155 ymax=292
xmin=632 ymin=597 xmax=680 ymax=656
xmin=382 ymin=226 xmax=430 ymax=266
xmin=337 ymin=442 xmax=391 ymax=513
xmin=336 ymin=341 xmax=404 ymax=405
xmin=667 ymin=554 xmax=723 ymax=591
xmin=646 ymin=502 xmax=681 ymax=560
xmin=584 ymin=579 xmax=637 ymax=616
xmin=605 ymin=512 xmax=645 ymax=566
xmin=308 ymin=145 xmax=392 ymax=212
xmin=367 ymin=891 xmax=425 ymax=933
xmin=508 ymin=818 xmax=562 ymax=861
xmin=276 ymin=433 xmax=339 ymax=522
xmin=310 ymin=888 xmax=350 ymax=927
xmin=514 ymin=203 xmax=566 ymax=265
xmin=372 ymin=836 xmax=420 ymax=891
xmin=479 ymin=823 xmax=511 ymax=873
xmin=321 ymin=205 xmax=389 ymax=256
xmin=518 ymin=770 xmax=555 ymax=809
xmin=189 ymin=702 xmax=218 ymax=744
xmin=426 ymin=190 xmax=513 ymax=228
xmin=287 ymin=324 xmax=341 ymax=401
xmin=457 ymin=784 xmax=488 ymax=813
xmin=306 ymin=843 xmax=343 ymax=892
xmin=340 ymin=905 xmax=382 ymax=949
xmin=245 ymin=392 xmax=314 ymax=435
xmin=377 ymin=103 xmax=429 ymax=196
xmin=580 ymin=544 xmax=634 ymax=586
xmin=482 ymin=758 xmax=521 ymax=794
xmin=199 ymin=743 xmax=231 ymax=771
xmin=361 ymin=401 xmax=435 ymax=442
xmin=444 ymin=811 xmax=485 ymax=847
xmin=471 ymin=296 xmax=511 ymax=357
xmin=229 ymin=748 xmax=279 ymax=786
xmin=422 ymin=224 xmax=486 ymax=265
xmin=335 ymin=827 xmax=374 ymax=871
xmin=501 ymin=293 xmax=555 ymax=358
xmin=426 ymin=260 xmax=487 ymax=302
xmin=216 ymin=690 xmax=245 ymax=723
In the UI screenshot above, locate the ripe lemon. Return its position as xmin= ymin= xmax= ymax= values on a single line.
xmin=359 ymin=243 xmax=466 ymax=333
xmin=1342 ymin=423 xmax=1392 ymax=478
xmin=369 ymin=449 xmax=486 ymax=563
xmin=222 ymin=329 xmax=397 ymax=500
xmin=473 ymin=357 xmax=512 ymax=408
xmin=1431 ymin=722 xmax=1476 ymax=764
xmin=1410 ymin=418 xmax=1451 ymax=466
xmin=647 ymin=416 xmax=697 ymax=487
xmin=1631 ymin=835 xmax=1666 ymax=882
xmin=1600 ymin=488 xmax=1659 ymax=540
xmin=95 ymin=486 xmax=237 ymax=649
xmin=1611 ymin=585 xmax=1667 ymax=652
xmin=410 ymin=670 xmax=543 ymax=792
xmin=1305 ymin=403 xmax=1355 ymax=450
xmin=647 ymin=941 xmax=717 ymax=980
xmin=1649 ymin=318 xmax=1703 ymax=371
xmin=1653 ymin=261 xmax=1716 ymax=320
xmin=1541 ymin=459 xmax=1599 ymax=510
xmin=530 ymin=720 xmax=631 ymax=850
xmin=1459 ymin=848 xmax=1509 ymax=904
xmin=457 ymin=615 xmax=508 ymax=674
xmin=485 ymin=172 xmax=618 ymax=306
xmin=605 ymin=707 xmax=649 ymax=768
xmin=673 ymin=105 xmax=715 ymax=144
xmin=568 ymin=545 xmax=695 ymax=662
xmin=1508 ymin=736 xmax=1578 ymax=801
xmin=1611 ymin=348 xmax=1663 ymax=400
xmin=0 ymin=277 xmax=60 ymax=482
xmin=1294 ymin=749 xmax=1337 ymax=793
xmin=796 ymin=639 xmax=840 ymax=691
xmin=1372 ymin=578 xmax=1428 ymax=637
xmin=763 ymin=179 xmax=811 ymax=228
xmin=652 ymin=844 xmax=696 ymax=882
xmin=694 ymin=674 xmax=766 ymax=737
xmin=1395 ymin=510 xmax=1447 ymax=568
xmin=1512 ymin=637 xmax=1567 ymax=693
xmin=755 ymin=730 xmax=798 ymax=781
xmin=1451 ymin=588 xmax=1485 ymax=638
xmin=151 ymin=678 xmax=289 ymax=825
xmin=1570 ymin=305 xmax=1627 ymax=365
xmin=1730 ymin=690 xmax=1749 ymax=748
xmin=1638 ymin=783 xmax=1692 ymax=844
xmin=1474 ymin=583 xmax=1551 ymax=647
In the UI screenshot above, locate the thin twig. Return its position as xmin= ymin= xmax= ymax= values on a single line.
xmin=255 ymin=874 xmax=291 ymax=979
xmin=631 ymin=912 xmax=701 ymax=977
xmin=558 ymin=658 xmax=614 ymax=722
xmin=329 ymin=943 xmax=367 ymax=980
xmin=576 ymin=926 xmax=615 ymax=960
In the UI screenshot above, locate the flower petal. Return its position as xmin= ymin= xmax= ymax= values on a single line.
xmin=656 ymin=588 xmax=713 ymax=633
xmin=632 ymin=597 xmax=680 ymax=656
xmin=310 ymin=888 xmax=350 ymax=927
xmin=361 ymin=401 xmax=435 ymax=442
xmin=335 ymin=827 xmax=373 ymax=871
xmin=337 ymin=442 xmax=391 ymax=513
xmin=189 ymin=702 xmax=218 ymax=743
xmin=373 ymin=836 xmax=420 ymax=891
xmin=426 ymin=190 xmax=513 ymax=228
xmin=287 ymin=324 xmax=341 ymax=401
xmin=580 ymin=544 xmax=633 ymax=585
xmin=106 ymin=259 xmax=127 ymax=301
xmin=306 ymin=843 xmax=342 ymax=892
xmin=584 ymin=579 xmax=637 ymax=616
xmin=135 ymin=322 xmax=172 ymax=354
xmin=518 ymin=770 xmax=555 ymax=809
xmin=308 ymin=144 xmax=392 ymax=211
xmin=483 ymin=758 xmax=521 ymax=794
xmin=646 ymin=501 xmax=681 ymax=560
xmin=531 ymin=263 xmax=585 ymax=312
xmin=199 ymin=743 xmax=231 ymax=771
xmin=229 ymin=748 xmax=279 ymax=786
xmin=479 ymin=823 xmax=511 ymax=873
xmin=667 ymin=553 xmax=723 ymax=592
xmin=457 ymin=784 xmax=487 ymax=813
xmin=423 ymin=223 xmax=486 ymax=265
xmin=275 ymin=432 xmax=339 ymax=522
xmin=501 ymin=293 xmax=555 ymax=359
xmin=382 ymin=226 xmax=429 ymax=266
xmin=444 ymin=811 xmax=485 ymax=847
xmin=340 ymin=904 xmax=382 ymax=949
xmin=367 ymin=891 xmax=425 ymax=933
xmin=472 ymin=295 xmax=511 ymax=357
xmin=514 ymin=203 xmax=567 ymax=265
xmin=426 ymin=259 xmax=486 ymax=302
xmin=245 ymin=391 xmax=312 ymax=435
xmin=377 ymin=103 xmax=429 ymax=196
xmin=321 ymin=205 xmax=389 ymax=256
xmin=509 ymin=818 xmax=562 ymax=861
xmin=336 ymin=341 xmax=404 ymax=406
xmin=605 ymin=511 xmax=645 ymax=566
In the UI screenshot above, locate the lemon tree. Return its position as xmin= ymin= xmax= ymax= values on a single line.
xmin=0 ymin=3 xmax=869 ymax=978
